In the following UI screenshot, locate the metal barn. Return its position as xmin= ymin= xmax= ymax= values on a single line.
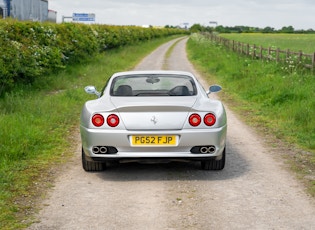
xmin=0 ymin=0 xmax=9 ymax=18
xmin=0 ymin=0 xmax=51 ymax=22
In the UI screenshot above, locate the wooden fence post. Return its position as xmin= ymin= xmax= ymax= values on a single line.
xmin=286 ymin=49 xmax=290 ymax=64
xmin=298 ymin=50 xmax=302 ymax=64
xmin=252 ymin=44 xmax=256 ymax=59
xmin=239 ymin=42 xmax=242 ymax=54
xmin=276 ymin=48 xmax=280 ymax=63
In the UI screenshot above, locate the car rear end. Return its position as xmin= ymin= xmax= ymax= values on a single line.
xmin=80 ymin=71 xmax=227 ymax=171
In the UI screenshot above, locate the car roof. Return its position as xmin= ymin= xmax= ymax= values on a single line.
xmin=111 ymin=70 xmax=195 ymax=78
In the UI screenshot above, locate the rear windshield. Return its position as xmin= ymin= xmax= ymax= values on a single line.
xmin=110 ymin=74 xmax=197 ymax=96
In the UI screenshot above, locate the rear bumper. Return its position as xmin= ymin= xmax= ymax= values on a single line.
xmin=80 ymin=125 xmax=227 ymax=160
xmin=86 ymin=156 xmax=223 ymax=164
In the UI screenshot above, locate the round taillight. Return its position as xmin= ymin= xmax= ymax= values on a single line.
xmin=92 ymin=114 xmax=104 ymax=127
xmin=107 ymin=114 xmax=119 ymax=127
xmin=204 ymin=113 xmax=216 ymax=126
xmin=189 ymin=114 xmax=201 ymax=127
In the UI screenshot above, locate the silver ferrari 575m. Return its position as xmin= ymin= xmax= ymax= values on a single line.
xmin=80 ymin=70 xmax=227 ymax=171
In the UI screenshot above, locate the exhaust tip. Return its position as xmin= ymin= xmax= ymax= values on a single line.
xmin=92 ymin=146 xmax=118 ymax=154
xmin=200 ymin=145 xmax=216 ymax=154
xmin=92 ymin=146 xmax=100 ymax=154
xmin=209 ymin=146 xmax=216 ymax=153
xmin=200 ymin=147 xmax=208 ymax=154
xmin=99 ymin=146 xmax=108 ymax=154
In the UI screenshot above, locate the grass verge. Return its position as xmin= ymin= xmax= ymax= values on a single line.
xmin=186 ymin=33 xmax=315 ymax=196
xmin=0 ymin=35 xmax=182 ymax=229
xmin=163 ymin=37 xmax=186 ymax=69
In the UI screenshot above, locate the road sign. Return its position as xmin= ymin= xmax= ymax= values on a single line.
xmin=72 ymin=13 xmax=95 ymax=22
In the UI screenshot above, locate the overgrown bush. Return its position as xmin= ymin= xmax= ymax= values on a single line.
xmin=0 ymin=20 xmax=187 ymax=95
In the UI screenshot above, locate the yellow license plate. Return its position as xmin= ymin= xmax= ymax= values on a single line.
xmin=131 ymin=135 xmax=177 ymax=146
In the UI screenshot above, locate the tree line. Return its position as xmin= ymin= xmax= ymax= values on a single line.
xmin=188 ymin=24 xmax=315 ymax=34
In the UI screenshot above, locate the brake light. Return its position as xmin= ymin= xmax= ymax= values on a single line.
xmin=189 ymin=114 xmax=201 ymax=127
xmin=204 ymin=113 xmax=216 ymax=126
xmin=107 ymin=114 xmax=119 ymax=127
xmin=92 ymin=114 xmax=104 ymax=127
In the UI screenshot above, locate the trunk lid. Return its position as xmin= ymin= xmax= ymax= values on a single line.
xmin=110 ymin=97 xmax=197 ymax=130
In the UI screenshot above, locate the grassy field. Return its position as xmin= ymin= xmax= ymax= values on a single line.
xmin=187 ymin=33 xmax=315 ymax=196
xmin=0 ymin=36 xmax=181 ymax=229
xmin=220 ymin=33 xmax=315 ymax=53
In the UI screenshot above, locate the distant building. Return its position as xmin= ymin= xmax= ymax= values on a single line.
xmin=47 ymin=9 xmax=57 ymax=22
xmin=0 ymin=0 xmax=56 ymax=22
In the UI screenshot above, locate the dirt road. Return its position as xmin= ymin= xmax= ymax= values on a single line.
xmin=29 ymin=37 xmax=315 ymax=230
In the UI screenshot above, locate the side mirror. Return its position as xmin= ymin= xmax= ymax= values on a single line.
xmin=84 ymin=86 xmax=101 ymax=98
xmin=207 ymin=85 xmax=222 ymax=95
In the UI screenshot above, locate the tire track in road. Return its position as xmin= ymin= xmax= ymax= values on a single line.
xmin=29 ymin=37 xmax=315 ymax=230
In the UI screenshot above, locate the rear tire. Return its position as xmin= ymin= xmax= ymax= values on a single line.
xmin=82 ymin=148 xmax=106 ymax=172
xmin=201 ymin=147 xmax=226 ymax=170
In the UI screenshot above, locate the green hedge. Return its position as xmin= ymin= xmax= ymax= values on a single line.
xmin=0 ymin=20 xmax=187 ymax=94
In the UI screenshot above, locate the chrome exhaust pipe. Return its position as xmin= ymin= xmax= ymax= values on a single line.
xmin=92 ymin=146 xmax=100 ymax=154
xmin=99 ymin=146 xmax=108 ymax=154
xmin=200 ymin=147 xmax=209 ymax=154
xmin=208 ymin=146 xmax=216 ymax=153
xmin=200 ymin=146 xmax=216 ymax=154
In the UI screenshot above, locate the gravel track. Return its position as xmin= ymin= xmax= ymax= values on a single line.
xmin=29 ymin=37 xmax=315 ymax=230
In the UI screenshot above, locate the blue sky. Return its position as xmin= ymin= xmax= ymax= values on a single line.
xmin=49 ymin=0 xmax=315 ymax=29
